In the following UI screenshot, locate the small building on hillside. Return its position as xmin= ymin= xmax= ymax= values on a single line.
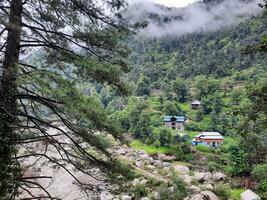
xmin=192 ymin=132 xmax=224 ymax=147
xmin=191 ymin=100 xmax=201 ymax=110
xmin=164 ymin=116 xmax=186 ymax=131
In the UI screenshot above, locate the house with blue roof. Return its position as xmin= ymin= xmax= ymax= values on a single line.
xmin=164 ymin=116 xmax=186 ymax=131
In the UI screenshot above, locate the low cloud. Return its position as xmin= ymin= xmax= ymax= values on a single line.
xmin=125 ymin=0 xmax=264 ymax=37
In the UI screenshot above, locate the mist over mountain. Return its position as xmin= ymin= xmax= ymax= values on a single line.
xmin=125 ymin=0 xmax=264 ymax=37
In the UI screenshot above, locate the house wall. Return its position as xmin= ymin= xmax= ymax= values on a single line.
xmin=165 ymin=122 xmax=184 ymax=131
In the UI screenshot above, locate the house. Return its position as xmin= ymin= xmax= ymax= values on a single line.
xmin=192 ymin=132 xmax=224 ymax=147
xmin=164 ymin=116 xmax=186 ymax=131
xmin=191 ymin=100 xmax=201 ymax=110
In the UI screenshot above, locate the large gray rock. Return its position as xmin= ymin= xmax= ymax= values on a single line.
xmin=203 ymin=172 xmax=212 ymax=181
xmin=188 ymin=185 xmax=202 ymax=194
xmin=100 ymin=191 xmax=114 ymax=200
xmin=194 ymin=172 xmax=205 ymax=182
xmin=212 ymin=172 xmax=226 ymax=181
xmin=202 ymin=183 xmax=214 ymax=190
xmin=154 ymin=160 xmax=163 ymax=168
xmin=178 ymin=175 xmax=192 ymax=185
xmin=186 ymin=191 xmax=219 ymax=200
xmin=200 ymin=191 xmax=219 ymax=200
xmin=121 ymin=195 xmax=132 ymax=200
xmin=241 ymin=190 xmax=260 ymax=200
xmin=174 ymin=165 xmax=190 ymax=175
xmin=132 ymin=178 xmax=140 ymax=187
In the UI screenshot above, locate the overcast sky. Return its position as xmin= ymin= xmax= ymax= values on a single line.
xmin=154 ymin=0 xmax=199 ymax=7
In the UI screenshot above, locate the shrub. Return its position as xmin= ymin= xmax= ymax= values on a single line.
xmin=172 ymin=176 xmax=187 ymax=200
xmin=133 ymin=184 xmax=148 ymax=198
xmin=213 ymin=184 xmax=231 ymax=200
xmin=196 ymin=145 xmax=210 ymax=152
xmin=252 ymin=164 xmax=267 ymax=193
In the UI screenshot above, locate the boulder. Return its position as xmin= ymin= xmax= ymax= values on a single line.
xmin=212 ymin=172 xmax=226 ymax=181
xmin=132 ymin=178 xmax=139 ymax=187
xmin=203 ymin=172 xmax=212 ymax=181
xmin=202 ymin=183 xmax=214 ymax=190
xmin=135 ymin=161 xmax=143 ymax=168
xmin=162 ymin=162 xmax=171 ymax=168
xmin=194 ymin=172 xmax=205 ymax=182
xmin=121 ymin=195 xmax=132 ymax=200
xmin=100 ymin=191 xmax=114 ymax=200
xmin=174 ymin=165 xmax=190 ymax=175
xmin=185 ymin=194 xmax=205 ymax=200
xmin=141 ymin=198 xmax=149 ymax=200
xmin=188 ymin=185 xmax=202 ymax=194
xmin=200 ymin=191 xmax=219 ymax=200
xmin=154 ymin=160 xmax=163 ymax=168
xmin=140 ymin=179 xmax=147 ymax=185
xmin=178 ymin=175 xmax=192 ymax=185
xmin=146 ymin=165 xmax=155 ymax=170
xmin=186 ymin=191 xmax=219 ymax=200
xmin=241 ymin=190 xmax=260 ymax=200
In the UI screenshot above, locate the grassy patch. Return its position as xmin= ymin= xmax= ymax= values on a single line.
xmin=130 ymin=140 xmax=171 ymax=155
xmin=230 ymin=189 xmax=245 ymax=200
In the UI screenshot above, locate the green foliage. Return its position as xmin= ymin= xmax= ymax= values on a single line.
xmin=136 ymin=76 xmax=151 ymax=96
xmin=196 ymin=145 xmax=210 ymax=153
xmin=172 ymin=78 xmax=188 ymax=102
xmin=213 ymin=184 xmax=231 ymax=200
xmin=228 ymin=145 xmax=250 ymax=176
xmin=162 ymin=101 xmax=181 ymax=115
xmin=252 ymin=164 xmax=267 ymax=193
xmin=130 ymin=140 xmax=171 ymax=155
xmin=159 ymin=128 xmax=173 ymax=147
xmin=133 ymin=184 xmax=148 ymax=198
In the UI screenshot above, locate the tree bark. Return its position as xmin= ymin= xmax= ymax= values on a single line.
xmin=0 ymin=0 xmax=23 ymax=198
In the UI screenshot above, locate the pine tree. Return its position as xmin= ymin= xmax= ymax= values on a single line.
xmin=0 ymin=0 xmax=132 ymax=198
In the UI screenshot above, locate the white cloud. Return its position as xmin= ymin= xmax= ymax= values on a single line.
xmin=154 ymin=0 xmax=199 ymax=8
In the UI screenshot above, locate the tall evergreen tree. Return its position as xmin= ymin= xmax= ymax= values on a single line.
xmin=0 ymin=0 xmax=132 ymax=198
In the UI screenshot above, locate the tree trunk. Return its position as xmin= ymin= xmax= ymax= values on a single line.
xmin=0 ymin=0 xmax=23 ymax=198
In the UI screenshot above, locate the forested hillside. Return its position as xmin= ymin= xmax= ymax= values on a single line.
xmin=100 ymin=9 xmax=267 ymax=199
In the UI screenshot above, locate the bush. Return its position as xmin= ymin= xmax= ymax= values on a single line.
xmin=172 ymin=176 xmax=187 ymax=200
xmin=252 ymin=164 xmax=267 ymax=193
xmin=133 ymin=184 xmax=148 ymax=198
xmin=213 ymin=184 xmax=231 ymax=200
xmin=185 ymin=123 xmax=202 ymax=131
xmin=196 ymin=145 xmax=210 ymax=152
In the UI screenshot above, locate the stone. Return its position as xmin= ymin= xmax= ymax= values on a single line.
xmin=146 ymin=165 xmax=155 ymax=170
xmin=179 ymin=175 xmax=192 ymax=185
xmin=132 ymin=178 xmax=140 ymax=187
xmin=202 ymin=183 xmax=214 ymax=190
xmin=152 ymin=170 xmax=158 ymax=174
xmin=121 ymin=195 xmax=132 ymax=200
xmin=241 ymin=190 xmax=260 ymax=200
xmin=100 ymin=191 xmax=114 ymax=200
xmin=154 ymin=160 xmax=163 ymax=168
xmin=135 ymin=161 xmax=143 ymax=168
xmin=162 ymin=162 xmax=171 ymax=168
xmin=140 ymin=179 xmax=147 ymax=185
xmin=200 ymin=191 xmax=219 ymax=200
xmin=194 ymin=172 xmax=205 ymax=182
xmin=174 ymin=165 xmax=190 ymax=175
xmin=188 ymin=185 xmax=202 ymax=194
xmin=203 ymin=172 xmax=212 ymax=181
xmin=212 ymin=172 xmax=226 ymax=181
xmin=185 ymin=194 xmax=205 ymax=200
xmin=141 ymin=198 xmax=149 ymax=200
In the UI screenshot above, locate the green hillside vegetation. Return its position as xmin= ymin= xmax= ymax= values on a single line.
xmin=102 ymin=13 xmax=267 ymax=198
